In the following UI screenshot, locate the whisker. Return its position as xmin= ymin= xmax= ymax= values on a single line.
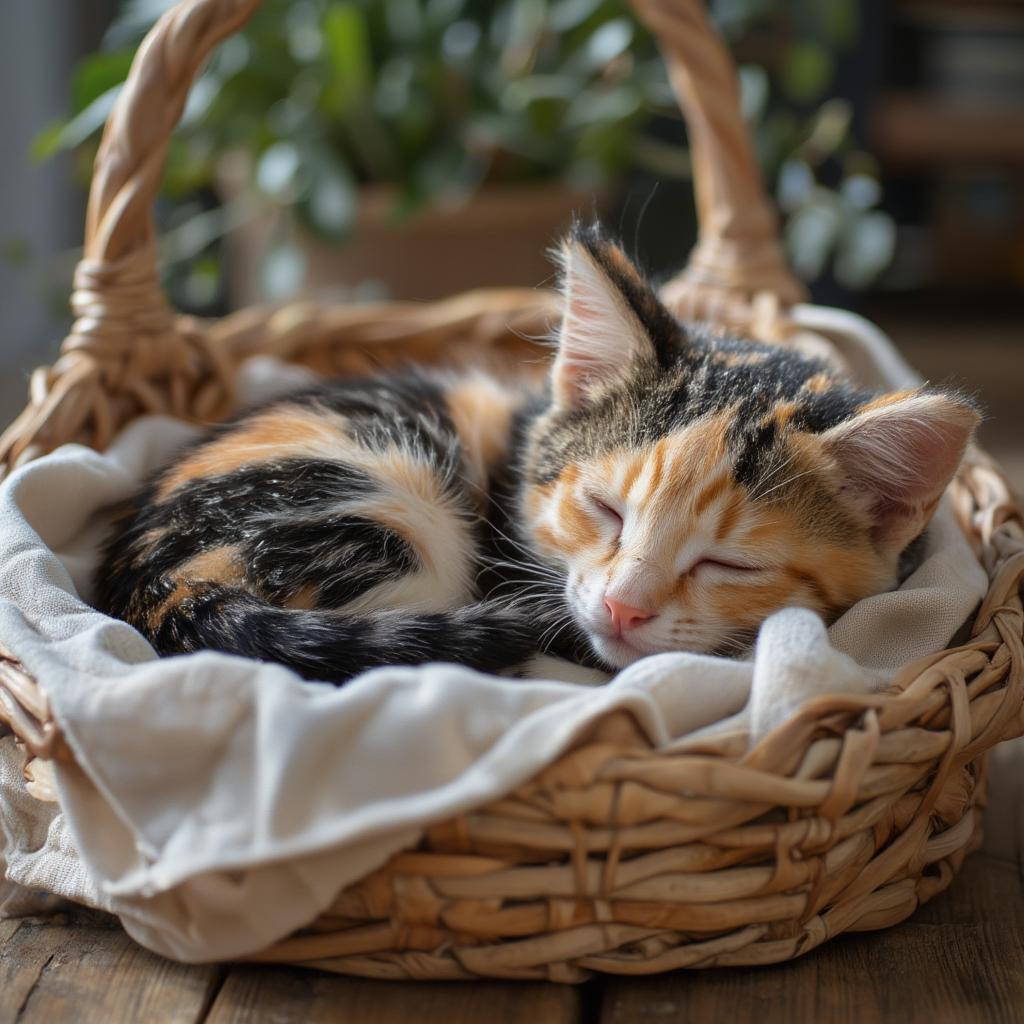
xmin=747 ymin=451 xmax=797 ymax=502
xmin=753 ymin=468 xmax=817 ymax=502
xmin=478 ymin=556 xmax=563 ymax=580
xmin=539 ymin=615 xmax=576 ymax=651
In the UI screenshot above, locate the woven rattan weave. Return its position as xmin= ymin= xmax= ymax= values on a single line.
xmin=1 ymin=0 xmax=1022 ymax=982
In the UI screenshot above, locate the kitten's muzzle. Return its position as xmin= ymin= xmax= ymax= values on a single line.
xmin=603 ymin=597 xmax=657 ymax=637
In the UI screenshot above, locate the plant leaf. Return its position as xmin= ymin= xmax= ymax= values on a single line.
xmin=549 ymin=0 xmax=602 ymax=32
xmin=72 ymin=51 xmax=134 ymax=110
xmin=256 ymin=141 xmax=301 ymax=200
xmin=322 ymin=4 xmax=372 ymax=116
xmin=300 ymin=153 xmax=357 ymax=240
xmin=784 ymin=196 xmax=843 ymax=280
xmin=261 ymin=241 xmax=307 ymax=301
xmin=835 ymin=210 xmax=895 ymax=289
xmin=32 ymin=86 xmax=120 ymax=161
xmin=583 ymin=19 xmax=634 ymax=70
xmin=781 ymin=42 xmax=833 ymax=104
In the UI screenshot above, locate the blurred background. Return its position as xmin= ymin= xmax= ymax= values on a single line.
xmin=1 ymin=0 xmax=1021 ymax=485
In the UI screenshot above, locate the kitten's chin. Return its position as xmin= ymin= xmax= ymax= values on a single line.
xmin=590 ymin=631 xmax=733 ymax=667
xmin=587 ymin=635 xmax=648 ymax=670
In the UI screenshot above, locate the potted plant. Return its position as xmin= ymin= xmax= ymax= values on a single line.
xmin=36 ymin=0 xmax=893 ymax=308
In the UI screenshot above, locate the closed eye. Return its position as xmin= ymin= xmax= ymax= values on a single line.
xmin=691 ymin=558 xmax=766 ymax=575
xmin=586 ymin=493 xmax=623 ymax=530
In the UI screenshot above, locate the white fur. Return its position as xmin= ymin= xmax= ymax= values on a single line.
xmin=334 ymin=445 xmax=477 ymax=615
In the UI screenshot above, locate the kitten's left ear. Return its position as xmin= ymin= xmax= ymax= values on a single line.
xmin=551 ymin=232 xmax=662 ymax=409
xmin=822 ymin=390 xmax=979 ymax=554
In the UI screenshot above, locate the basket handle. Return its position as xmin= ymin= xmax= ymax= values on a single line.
xmin=67 ymin=0 xmax=260 ymax=353
xmin=630 ymin=0 xmax=806 ymax=333
xmin=80 ymin=0 xmax=259 ymax=271
xmin=79 ymin=0 xmax=797 ymax=339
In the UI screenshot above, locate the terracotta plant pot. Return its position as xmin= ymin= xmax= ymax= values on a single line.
xmin=222 ymin=181 xmax=601 ymax=306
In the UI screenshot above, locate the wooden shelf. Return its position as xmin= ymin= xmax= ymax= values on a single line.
xmin=897 ymin=0 xmax=1024 ymax=15
xmin=872 ymin=94 xmax=1024 ymax=166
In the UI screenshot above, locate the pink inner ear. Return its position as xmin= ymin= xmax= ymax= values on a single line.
xmin=825 ymin=394 xmax=978 ymax=553
xmin=551 ymin=240 xmax=653 ymax=409
xmin=556 ymin=297 xmax=614 ymax=404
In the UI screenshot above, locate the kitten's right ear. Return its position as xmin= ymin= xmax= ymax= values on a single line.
xmin=551 ymin=232 xmax=658 ymax=410
xmin=822 ymin=389 xmax=979 ymax=554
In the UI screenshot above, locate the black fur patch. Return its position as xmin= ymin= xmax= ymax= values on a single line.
xmin=153 ymin=587 xmax=539 ymax=684
xmin=94 ymin=372 xmax=571 ymax=683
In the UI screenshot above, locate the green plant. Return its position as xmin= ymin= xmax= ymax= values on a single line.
xmin=42 ymin=1 xmax=679 ymax=230
xmin=35 ymin=0 xmax=893 ymax=305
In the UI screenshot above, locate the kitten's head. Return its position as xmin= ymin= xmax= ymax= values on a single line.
xmin=520 ymin=226 xmax=978 ymax=668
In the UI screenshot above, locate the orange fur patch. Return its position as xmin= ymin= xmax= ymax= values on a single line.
xmin=785 ymin=565 xmax=835 ymax=613
xmin=285 ymin=583 xmax=320 ymax=610
xmin=712 ymin=576 xmax=801 ymax=625
xmin=532 ymin=523 xmax=559 ymax=551
xmin=605 ymin=243 xmax=644 ymax=283
xmin=346 ymin=448 xmax=469 ymax=584
xmin=768 ymin=402 xmax=800 ymax=429
xmin=645 ymin=413 xmax=732 ymax=514
xmin=549 ymin=465 xmax=600 ymax=549
xmin=804 ymin=372 xmax=834 ymax=394
xmin=147 ymin=545 xmax=245 ymax=631
xmin=618 ymin=453 xmax=645 ymax=498
xmin=857 ymin=388 xmax=917 ymax=413
xmin=691 ymin=472 xmax=731 ymax=519
xmin=712 ymin=490 xmax=746 ymax=543
xmin=445 ymin=375 xmax=524 ymax=495
xmin=671 ymin=572 xmax=694 ymax=602
xmin=156 ymin=405 xmax=350 ymax=501
xmin=642 ymin=439 xmax=669 ymax=501
xmin=713 ymin=350 xmax=768 ymax=368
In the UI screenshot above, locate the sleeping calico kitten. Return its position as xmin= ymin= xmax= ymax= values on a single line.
xmin=95 ymin=226 xmax=978 ymax=682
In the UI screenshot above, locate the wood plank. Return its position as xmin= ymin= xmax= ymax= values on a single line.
xmin=872 ymin=95 xmax=1024 ymax=168
xmin=0 ymin=916 xmax=54 ymax=1023
xmin=601 ymin=854 xmax=1024 ymax=1024
xmin=206 ymin=967 xmax=582 ymax=1024
xmin=0 ymin=919 xmax=22 ymax=946
xmin=0 ymin=911 xmax=223 ymax=1024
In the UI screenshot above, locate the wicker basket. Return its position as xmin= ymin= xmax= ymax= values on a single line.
xmin=1 ymin=0 xmax=1023 ymax=983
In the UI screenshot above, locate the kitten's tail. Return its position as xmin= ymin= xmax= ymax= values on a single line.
xmin=148 ymin=586 xmax=538 ymax=684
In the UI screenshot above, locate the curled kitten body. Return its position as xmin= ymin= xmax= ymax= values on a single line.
xmin=94 ymin=226 xmax=978 ymax=682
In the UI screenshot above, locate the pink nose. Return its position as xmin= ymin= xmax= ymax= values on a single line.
xmin=604 ymin=597 xmax=655 ymax=634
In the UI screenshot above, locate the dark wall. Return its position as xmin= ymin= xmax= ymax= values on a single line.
xmin=0 ymin=0 xmax=118 ymax=428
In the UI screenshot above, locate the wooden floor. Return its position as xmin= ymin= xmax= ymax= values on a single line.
xmin=1 ymin=745 xmax=1021 ymax=1024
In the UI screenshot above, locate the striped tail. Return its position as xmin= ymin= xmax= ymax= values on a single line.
xmin=149 ymin=586 xmax=539 ymax=684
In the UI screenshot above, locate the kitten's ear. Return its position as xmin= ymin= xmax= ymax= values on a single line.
xmin=551 ymin=232 xmax=659 ymax=409
xmin=822 ymin=390 xmax=979 ymax=554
